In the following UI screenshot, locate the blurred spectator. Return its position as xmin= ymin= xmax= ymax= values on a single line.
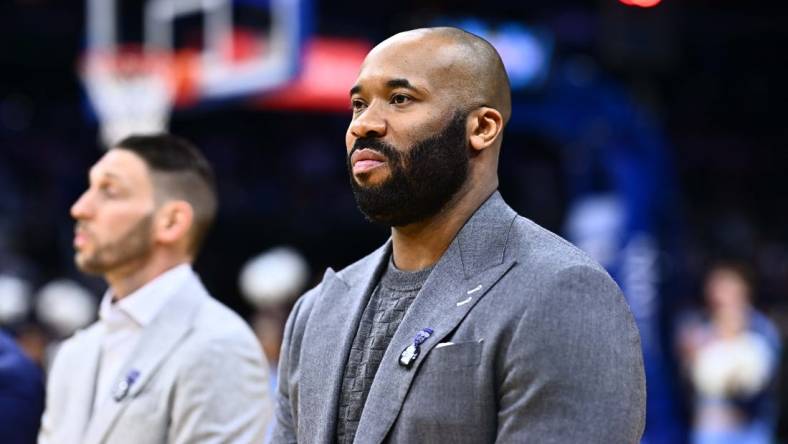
xmin=239 ymin=246 xmax=310 ymax=311
xmin=240 ymin=246 xmax=309 ymax=442
xmin=0 ymin=329 xmax=45 ymax=444
xmin=0 ymin=274 xmax=31 ymax=327
xmin=678 ymin=263 xmax=781 ymax=444
xmin=239 ymin=245 xmax=309 ymax=375
xmin=1 ymin=275 xmax=97 ymax=371
xmin=35 ymin=279 xmax=95 ymax=339
xmin=33 ymin=279 xmax=97 ymax=371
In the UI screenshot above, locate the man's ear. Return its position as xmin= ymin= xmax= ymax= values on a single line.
xmin=468 ymin=107 xmax=504 ymax=152
xmin=154 ymin=200 xmax=194 ymax=247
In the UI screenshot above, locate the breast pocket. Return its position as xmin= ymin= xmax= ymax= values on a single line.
xmin=420 ymin=340 xmax=482 ymax=375
xmin=396 ymin=340 xmax=488 ymax=442
xmin=113 ymin=388 xmax=168 ymax=442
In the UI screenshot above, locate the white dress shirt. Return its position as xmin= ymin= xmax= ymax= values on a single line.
xmin=92 ymin=263 xmax=193 ymax=412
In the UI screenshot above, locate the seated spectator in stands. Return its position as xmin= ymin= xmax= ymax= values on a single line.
xmin=678 ymin=263 xmax=781 ymax=444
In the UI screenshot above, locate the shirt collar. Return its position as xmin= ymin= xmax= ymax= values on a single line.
xmin=99 ymin=263 xmax=193 ymax=328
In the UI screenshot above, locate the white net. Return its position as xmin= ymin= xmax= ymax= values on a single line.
xmin=81 ymin=0 xmax=303 ymax=146
xmin=81 ymin=53 xmax=175 ymax=147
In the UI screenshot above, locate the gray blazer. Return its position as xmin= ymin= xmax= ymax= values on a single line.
xmin=39 ymin=273 xmax=273 ymax=444
xmin=272 ymin=192 xmax=645 ymax=444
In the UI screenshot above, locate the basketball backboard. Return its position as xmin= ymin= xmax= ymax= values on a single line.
xmin=82 ymin=0 xmax=306 ymax=146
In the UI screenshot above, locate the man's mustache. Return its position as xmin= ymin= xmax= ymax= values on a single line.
xmin=74 ymin=222 xmax=92 ymax=237
xmin=348 ymin=137 xmax=399 ymax=163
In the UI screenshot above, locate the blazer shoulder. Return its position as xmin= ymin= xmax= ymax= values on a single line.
xmin=502 ymin=215 xmax=627 ymax=317
xmin=292 ymin=242 xmax=385 ymax=318
xmin=510 ymin=215 xmax=609 ymax=278
xmin=50 ymin=322 xmax=103 ymax=362
xmin=189 ymin=295 xmax=259 ymax=347
xmin=282 ymin=277 xmax=327 ymax=336
xmin=169 ymin=295 xmax=268 ymax=388
xmin=280 ymin=249 xmax=384 ymax=349
xmin=505 ymin=217 xmax=640 ymax=355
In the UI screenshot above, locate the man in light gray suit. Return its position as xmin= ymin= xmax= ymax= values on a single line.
xmin=39 ymin=134 xmax=272 ymax=444
xmin=272 ymin=27 xmax=646 ymax=443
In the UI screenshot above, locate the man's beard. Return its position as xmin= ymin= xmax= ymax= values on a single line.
xmin=75 ymin=214 xmax=154 ymax=275
xmin=347 ymin=110 xmax=470 ymax=227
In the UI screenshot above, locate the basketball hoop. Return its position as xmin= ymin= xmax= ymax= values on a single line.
xmin=80 ymin=0 xmax=305 ymax=147
xmin=80 ymin=50 xmax=177 ymax=147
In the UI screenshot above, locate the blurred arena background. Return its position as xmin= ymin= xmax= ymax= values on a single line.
xmin=1 ymin=0 xmax=787 ymax=443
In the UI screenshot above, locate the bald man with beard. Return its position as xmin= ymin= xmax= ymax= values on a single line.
xmin=271 ymin=28 xmax=646 ymax=444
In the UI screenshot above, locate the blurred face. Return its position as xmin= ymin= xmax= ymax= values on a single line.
xmin=705 ymin=268 xmax=750 ymax=312
xmin=346 ymin=35 xmax=471 ymax=226
xmin=70 ymin=150 xmax=156 ymax=275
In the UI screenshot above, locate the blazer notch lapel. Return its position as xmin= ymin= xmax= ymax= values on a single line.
xmin=353 ymin=255 xmax=516 ymax=444
xmin=66 ymin=326 xmax=103 ymax=440
xmin=456 ymin=259 xmax=517 ymax=315
xmin=456 ymin=192 xmax=518 ymax=278
xmin=354 ymin=193 xmax=519 ymax=443
xmin=82 ymin=278 xmax=204 ymax=444
xmin=299 ymin=243 xmax=391 ymax=442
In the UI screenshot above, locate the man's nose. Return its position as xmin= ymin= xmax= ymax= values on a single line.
xmin=349 ymin=105 xmax=387 ymax=139
xmin=70 ymin=190 xmax=94 ymax=220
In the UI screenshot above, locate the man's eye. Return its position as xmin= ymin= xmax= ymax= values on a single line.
xmin=391 ymin=94 xmax=411 ymax=105
xmin=351 ymin=99 xmax=367 ymax=112
xmin=99 ymin=184 xmax=118 ymax=197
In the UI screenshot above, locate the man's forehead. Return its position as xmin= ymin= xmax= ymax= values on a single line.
xmin=89 ymin=149 xmax=148 ymax=183
xmin=368 ymin=34 xmax=461 ymax=68
xmin=354 ymin=41 xmax=465 ymax=93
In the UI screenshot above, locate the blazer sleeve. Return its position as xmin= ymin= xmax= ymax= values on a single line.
xmin=168 ymin=332 xmax=272 ymax=444
xmin=269 ymin=296 xmax=306 ymax=444
xmin=38 ymin=340 xmax=71 ymax=444
xmin=496 ymin=265 xmax=646 ymax=444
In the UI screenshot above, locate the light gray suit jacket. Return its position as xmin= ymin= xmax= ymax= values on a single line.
xmin=272 ymin=191 xmax=646 ymax=444
xmin=39 ymin=273 xmax=272 ymax=444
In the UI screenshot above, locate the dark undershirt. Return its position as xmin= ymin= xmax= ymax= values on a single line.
xmin=335 ymin=257 xmax=434 ymax=444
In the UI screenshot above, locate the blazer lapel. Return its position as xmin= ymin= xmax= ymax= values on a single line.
xmin=82 ymin=277 xmax=204 ymax=444
xmin=65 ymin=326 xmax=103 ymax=441
xmin=299 ymin=243 xmax=391 ymax=443
xmin=354 ymin=191 xmax=519 ymax=444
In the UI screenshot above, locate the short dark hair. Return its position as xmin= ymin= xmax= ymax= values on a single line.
xmin=114 ymin=133 xmax=218 ymax=256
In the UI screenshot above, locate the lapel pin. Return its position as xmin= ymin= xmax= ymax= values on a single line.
xmin=467 ymin=284 xmax=483 ymax=295
xmin=113 ymin=369 xmax=140 ymax=402
xmin=399 ymin=328 xmax=434 ymax=368
xmin=456 ymin=296 xmax=472 ymax=307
